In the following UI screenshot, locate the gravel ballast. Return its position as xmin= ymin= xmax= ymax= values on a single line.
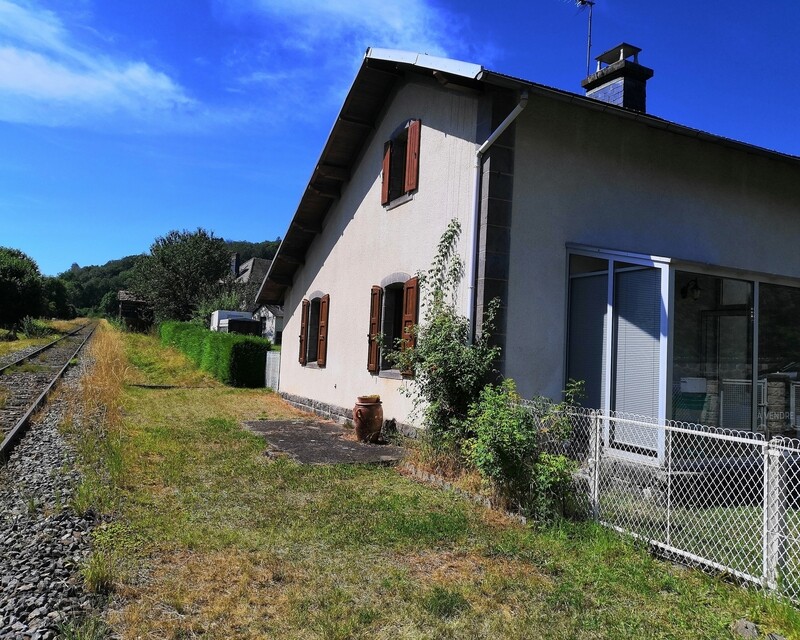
xmin=0 ymin=366 xmax=100 ymax=639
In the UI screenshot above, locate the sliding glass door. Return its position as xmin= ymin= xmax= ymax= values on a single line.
xmin=567 ymin=251 xmax=668 ymax=460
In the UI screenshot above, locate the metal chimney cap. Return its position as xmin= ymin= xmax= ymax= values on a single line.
xmin=596 ymin=43 xmax=642 ymax=66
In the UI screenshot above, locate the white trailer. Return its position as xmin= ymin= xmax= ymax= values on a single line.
xmin=210 ymin=310 xmax=253 ymax=331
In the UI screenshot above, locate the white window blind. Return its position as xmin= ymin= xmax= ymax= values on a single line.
xmin=613 ymin=267 xmax=660 ymax=450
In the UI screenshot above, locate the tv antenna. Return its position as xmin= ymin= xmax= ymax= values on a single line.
xmin=576 ymin=0 xmax=595 ymax=76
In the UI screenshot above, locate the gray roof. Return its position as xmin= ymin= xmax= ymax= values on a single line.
xmin=117 ymin=290 xmax=146 ymax=303
xmin=235 ymin=257 xmax=271 ymax=285
xmin=255 ymin=47 xmax=800 ymax=306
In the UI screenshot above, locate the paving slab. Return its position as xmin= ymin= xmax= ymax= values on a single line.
xmin=243 ymin=419 xmax=405 ymax=465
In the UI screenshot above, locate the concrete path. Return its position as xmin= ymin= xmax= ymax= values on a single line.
xmin=243 ymin=418 xmax=405 ymax=465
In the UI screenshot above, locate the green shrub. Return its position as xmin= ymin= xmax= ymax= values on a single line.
xmin=464 ymin=379 xmax=538 ymax=497
xmin=20 ymin=316 xmax=54 ymax=338
xmin=159 ymin=321 xmax=270 ymax=387
xmin=464 ymin=378 xmax=578 ymax=521
xmin=0 ymin=328 xmax=17 ymax=342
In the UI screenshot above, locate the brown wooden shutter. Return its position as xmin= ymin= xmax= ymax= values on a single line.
xmin=298 ymin=299 xmax=310 ymax=365
xmin=402 ymin=277 xmax=419 ymax=351
xmin=381 ymin=141 xmax=392 ymax=205
xmin=404 ymin=119 xmax=421 ymax=193
xmin=367 ymin=286 xmax=383 ymax=373
xmin=317 ymin=294 xmax=330 ymax=366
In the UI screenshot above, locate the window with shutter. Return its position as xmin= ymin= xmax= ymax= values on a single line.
xmin=298 ymin=299 xmax=309 ymax=365
xmin=367 ymin=286 xmax=383 ymax=373
xmin=306 ymin=298 xmax=321 ymax=363
xmin=298 ymin=295 xmax=330 ymax=368
xmin=317 ymin=294 xmax=329 ymax=367
xmin=381 ymin=119 xmax=421 ymax=205
xmin=402 ymin=276 xmax=418 ymax=352
xmin=404 ymin=119 xmax=420 ymax=193
xmin=381 ymin=142 xmax=392 ymax=206
xmin=370 ymin=276 xmax=419 ymax=375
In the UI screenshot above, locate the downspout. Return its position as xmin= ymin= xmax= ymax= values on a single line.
xmin=467 ymin=90 xmax=529 ymax=340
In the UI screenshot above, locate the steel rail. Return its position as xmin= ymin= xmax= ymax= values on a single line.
xmin=0 ymin=322 xmax=91 ymax=376
xmin=0 ymin=323 xmax=96 ymax=462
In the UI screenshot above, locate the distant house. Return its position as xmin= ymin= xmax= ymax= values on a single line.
xmin=231 ymin=254 xmax=284 ymax=344
xmin=117 ymin=290 xmax=152 ymax=331
xmin=255 ymin=44 xmax=800 ymax=457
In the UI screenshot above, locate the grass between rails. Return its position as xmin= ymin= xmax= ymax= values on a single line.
xmin=66 ymin=324 xmax=800 ymax=639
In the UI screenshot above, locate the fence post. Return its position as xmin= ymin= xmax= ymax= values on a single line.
xmin=762 ymin=444 xmax=786 ymax=591
xmin=589 ymin=410 xmax=601 ymax=521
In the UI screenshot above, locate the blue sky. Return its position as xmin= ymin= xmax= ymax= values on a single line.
xmin=1 ymin=0 xmax=798 ymax=276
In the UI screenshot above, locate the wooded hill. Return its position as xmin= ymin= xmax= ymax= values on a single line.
xmin=60 ymin=238 xmax=280 ymax=316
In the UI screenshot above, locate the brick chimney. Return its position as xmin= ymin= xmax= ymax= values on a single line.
xmin=581 ymin=43 xmax=654 ymax=113
xmin=231 ymin=252 xmax=240 ymax=277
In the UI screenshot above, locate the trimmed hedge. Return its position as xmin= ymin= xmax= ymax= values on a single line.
xmin=160 ymin=321 xmax=271 ymax=387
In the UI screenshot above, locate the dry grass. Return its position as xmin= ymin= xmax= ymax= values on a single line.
xmin=77 ymin=319 xmax=127 ymax=430
xmin=110 ymin=549 xmax=292 ymax=639
xmin=49 ymin=318 xmax=86 ymax=334
xmin=402 ymin=441 xmax=489 ymax=498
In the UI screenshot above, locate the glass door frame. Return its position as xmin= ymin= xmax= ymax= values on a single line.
xmin=567 ymin=244 xmax=672 ymax=464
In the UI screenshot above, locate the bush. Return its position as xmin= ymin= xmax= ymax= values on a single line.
xmin=20 ymin=316 xmax=54 ymax=338
xmin=160 ymin=321 xmax=270 ymax=387
xmin=464 ymin=380 xmax=538 ymax=498
xmin=464 ymin=379 xmax=578 ymax=521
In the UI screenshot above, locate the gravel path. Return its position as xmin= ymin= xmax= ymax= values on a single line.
xmin=0 ymin=366 xmax=100 ymax=639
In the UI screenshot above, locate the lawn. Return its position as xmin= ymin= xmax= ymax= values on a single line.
xmin=68 ymin=323 xmax=800 ymax=639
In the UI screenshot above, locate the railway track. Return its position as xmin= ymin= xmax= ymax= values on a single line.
xmin=0 ymin=322 xmax=96 ymax=461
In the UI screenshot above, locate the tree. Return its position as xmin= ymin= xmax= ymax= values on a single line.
xmin=42 ymin=277 xmax=76 ymax=319
xmin=191 ymin=278 xmax=260 ymax=327
xmin=130 ymin=228 xmax=230 ymax=321
xmin=0 ymin=247 xmax=43 ymax=327
xmin=98 ymin=290 xmax=119 ymax=317
xmin=58 ymin=254 xmax=138 ymax=314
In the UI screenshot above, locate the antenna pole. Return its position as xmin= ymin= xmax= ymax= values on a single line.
xmin=579 ymin=0 xmax=596 ymax=76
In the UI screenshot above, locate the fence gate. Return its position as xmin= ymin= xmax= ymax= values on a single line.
xmin=265 ymin=351 xmax=281 ymax=390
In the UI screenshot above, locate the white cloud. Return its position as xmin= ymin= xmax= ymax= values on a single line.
xmin=241 ymin=0 xmax=458 ymax=56
xmin=216 ymin=0 xmax=483 ymax=123
xmin=0 ymin=0 xmax=192 ymax=127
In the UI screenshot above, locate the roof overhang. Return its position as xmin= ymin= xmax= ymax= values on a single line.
xmin=256 ymin=48 xmax=800 ymax=306
xmin=255 ymin=48 xmax=488 ymax=305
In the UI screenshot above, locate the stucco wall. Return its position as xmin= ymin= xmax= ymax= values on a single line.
xmin=507 ymin=96 xmax=800 ymax=401
xmin=279 ymin=78 xmax=479 ymax=426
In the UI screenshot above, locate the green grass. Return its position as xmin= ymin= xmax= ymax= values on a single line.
xmin=71 ymin=329 xmax=800 ymax=639
xmin=57 ymin=616 xmax=109 ymax=640
xmin=124 ymin=332 xmax=217 ymax=387
xmin=3 ymin=362 xmax=49 ymax=374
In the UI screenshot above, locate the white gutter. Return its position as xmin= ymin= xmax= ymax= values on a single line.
xmin=467 ymin=91 xmax=529 ymax=339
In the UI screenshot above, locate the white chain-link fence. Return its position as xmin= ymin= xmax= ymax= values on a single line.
xmin=524 ymin=404 xmax=800 ymax=602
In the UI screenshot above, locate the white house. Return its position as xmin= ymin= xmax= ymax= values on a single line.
xmin=231 ymin=254 xmax=284 ymax=343
xmin=255 ymin=45 xmax=800 ymax=456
